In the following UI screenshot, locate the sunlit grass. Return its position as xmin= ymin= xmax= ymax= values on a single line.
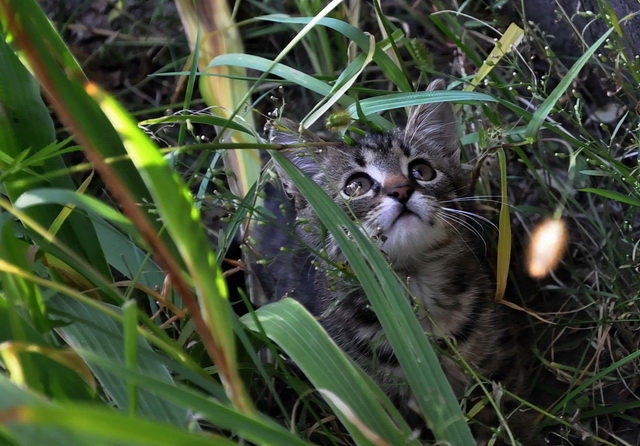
xmin=0 ymin=1 xmax=638 ymax=445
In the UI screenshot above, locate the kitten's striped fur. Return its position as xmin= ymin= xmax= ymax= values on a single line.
xmin=257 ymin=80 xmax=526 ymax=440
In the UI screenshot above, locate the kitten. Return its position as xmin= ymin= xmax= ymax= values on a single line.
xmin=252 ymin=80 xmax=526 ymax=439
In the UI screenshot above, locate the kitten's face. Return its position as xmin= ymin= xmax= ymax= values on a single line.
xmin=269 ymin=81 xmax=465 ymax=266
xmin=319 ymin=130 xmax=465 ymax=264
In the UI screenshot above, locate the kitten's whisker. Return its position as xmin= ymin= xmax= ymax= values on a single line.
xmin=435 ymin=212 xmax=481 ymax=254
xmin=439 ymin=212 xmax=489 ymax=254
xmin=441 ymin=197 xmax=516 ymax=209
xmin=438 ymin=208 xmax=488 ymax=234
xmin=441 ymin=207 xmax=499 ymax=230
xmin=440 ymin=194 xmax=501 ymax=202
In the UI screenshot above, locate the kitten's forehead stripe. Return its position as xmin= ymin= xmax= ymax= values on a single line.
xmin=401 ymin=142 xmax=411 ymax=157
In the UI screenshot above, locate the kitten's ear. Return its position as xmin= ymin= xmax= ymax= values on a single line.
xmin=405 ymin=79 xmax=459 ymax=162
xmin=266 ymin=118 xmax=325 ymax=197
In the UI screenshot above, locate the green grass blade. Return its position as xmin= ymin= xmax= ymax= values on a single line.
xmin=0 ymin=375 xmax=82 ymax=446
xmin=14 ymin=188 xmax=137 ymax=237
xmin=270 ymin=151 xmax=474 ymax=444
xmin=300 ymin=33 xmax=376 ymax=130
xmin=51 ymin=295 xmax=191 ymax=426
xmin=175 ymin=0 xmax=261 ymax=198
xmin=0 ymin=32 xmax=111 ymax=280
xmin=242 ymin=298 xmax=417 ymax=446
xmin=579 ymin=188 xmax=640 ymax=207
xmin=494 ymin=148 xmax=511 ymax=302
xmin=525 ymin=27 xmax=614 ymax=138
xmin=463 ymin=23 xmax=524 ymax=92
xmin=552 ymin=349 xmax=640 ymax=416
xmin=347 ymin=90 xmax=496 ymax=118
xmin=2 ymin=402 xmax=236 ymax=446
xmin=90 ymin=86 xmax=251 ymax=412
xmin=209 ymin=54 xmax=392 ymax=130
xmin=257 ymin=15 xmax=412 ymax=92
xmin=139 ymin=115 xmax=254 ymax=136
xmin=78 ymin=349 xmax=313 ymax=446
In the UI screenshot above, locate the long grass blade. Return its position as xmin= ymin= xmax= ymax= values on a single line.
xmin=242 ymin=298 xmax=417 ymax=446
xmin=463 ymin=23 xmax=524 ymax=92
xmin=271 ymin=151 xmax=475 ymax=444
xmin=89 ymin=85 xmax=251 ymax=413
xmin=175 ymin=0 xmax=261 ymax=198
xmin=347 ymin=90 xmax=496 ymax=118
xmin=257 ymin=15 xmax=412 ymax=91
xmin=300 ymin=33 xmax=376 ymax=130
xmin=525 ymin=27 xmax=614 ymax=138
xmin=494 ymin=148 xmax=511 ymax=302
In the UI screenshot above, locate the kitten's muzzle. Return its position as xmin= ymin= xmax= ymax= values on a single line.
xmin=385 ymin=185 xmax=414 ymax=204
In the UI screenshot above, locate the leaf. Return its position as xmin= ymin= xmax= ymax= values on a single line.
xmin=138 ymin=115 xmax=254 ymax=136
xmin=270 ymin=151 xmax=474 ymax=444
xmin=242 ymin=299 xmax=416 ymax=446
xmin=0 ymin=375 xmax=83 ymax=446
xmin=2 ymin=402 xmax=236 ymax=446
xmin=579 ymin=188 xmax=640 ymax=207
xmin=0 ymin=30 xmax=111 ymax=279
xmin=494 ymin=148 xmax=511 ymax=302
xmin=300 ymin=33 xmax=377 ymax=130
xmin=50 ymin=295 xmax=191 ymax=426
xmin=347 ymin=90 xmax=496 ymax=118
xmin=77 ymin=349 xmax=313 ymax=446
xmin=14 ymin=188 xmax=136 ymax=236
xmin=257 ymin=15 xmax=412 ymax=92
xmin=209 ymin=53 xmax=392 ymax=130
xmin=525 ymin=27 xmax=614 ymax=138
xmin=175 ymin=0 xmax=260 ymax=198
xmin=464 ymin=23 xmax=524 ymax=92
xmin=89 ymin=84 xmax=251 ymax=412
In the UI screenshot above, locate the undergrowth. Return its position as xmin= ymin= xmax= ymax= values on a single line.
xmin=0 ymin=1 xmax=638 ymax=445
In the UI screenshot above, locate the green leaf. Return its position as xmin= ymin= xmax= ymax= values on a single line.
xmin=270 ymin=151 xmax=474 ymax=444
xmin=0 ymin=31 xmax=111 ymax=279
xmin=138 ymin=115 xmax=254 ymax=136
xmin=463 ymin=23 xmax=524 ymax=92
xmin=242 ymin=299 xmax=416 ymax=446
xmin=70 ymin=350 xmax=312 ymax=446
xmin=525 ymin=27 xmax=614 ymax=138
xmin=208 ymin=53 xmax=392 ymax=130
xmin=50 ymin=295 xmax=191 ymax=426
xmin=494 ymin=148 xmax=511 ymax=301
xmin=14 ymin=188 xmax=136 ymax=236
xmin=347 ymin=90 xmax=497 ymax=118
xmin=89 ymin=85 xmax=251 ymax=411
xmin=579 ymin=188 xmax=640 ymax=207
xmin=0 ymin=375 xmax=83 ymax=446
xmin=3 ymin=402 xmax=236 ymax=446
xmin=300 ymin=33 xmax=376 ymax=130
xmin=257 ymin=15 xmax=412 ymax=92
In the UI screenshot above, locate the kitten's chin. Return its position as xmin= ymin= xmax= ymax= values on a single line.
xmin=381 ymin=215 xmax=446 ymax=265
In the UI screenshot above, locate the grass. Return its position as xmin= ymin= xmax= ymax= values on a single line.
xmin=0 ymin=0 xmax=639 ymax=445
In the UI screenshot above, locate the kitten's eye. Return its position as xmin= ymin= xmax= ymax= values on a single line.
xmin=342 ymin=174 xmax=373 ymax=198
xmin=408 ymin=159 xmax=436 ymax=182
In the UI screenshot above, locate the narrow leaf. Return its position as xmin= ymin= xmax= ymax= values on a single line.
xmin=464 ymin=23 xmax=524 ymax=92
xmin=580 ymin=188 xmax=640 ymax=206
xmin=139 ymin=115 xmax=254 ymax=136
xmin=494 ymin=148 xmax=511 ymax=302
xmin=525 ymin=27 xmax=614 ymax=138
xmin=270 ymin=151 xmax=474 ymax=444
xmin=347 ymin=90 xmax=496 ymax=118
xmin=242 ymin=299 xmax=416 ymax=446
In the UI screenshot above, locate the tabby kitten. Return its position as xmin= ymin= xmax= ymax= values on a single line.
xmin=254 ymin=80 xmax=524 ymax=437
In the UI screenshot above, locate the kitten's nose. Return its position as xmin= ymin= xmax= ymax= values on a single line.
xmin=387 ymin=185 xmax=414 ymax=204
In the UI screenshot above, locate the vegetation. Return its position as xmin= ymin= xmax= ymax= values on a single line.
xmin=0 ymin=1 xmax=638 ymax=445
